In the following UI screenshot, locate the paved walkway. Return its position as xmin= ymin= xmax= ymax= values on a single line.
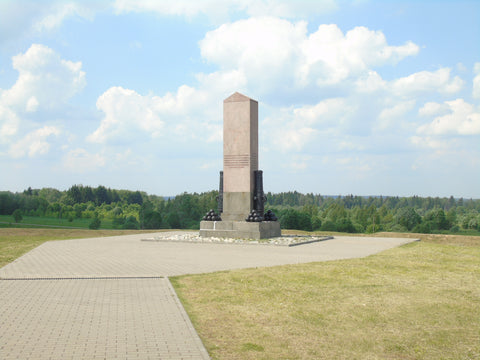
xmin=0 ymin=232 xmax=417 ymax=359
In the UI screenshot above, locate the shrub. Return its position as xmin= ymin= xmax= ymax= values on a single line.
xmin=336 ymin=218 xmax=357 ymax=233
xmin=450 ymin=225 xmax=460 ymax=233
xmin=413 ymin=222 xmax=432 ymax=234
xmin=388 ymin=224 xmax=408 ymax=232
xmin=12 ymin=209 xmax=23 ymax=223
xmin=143 ymin=211 xmax=162 ymax=229
xmin=113 ymin=216 xmax=125 ymax=228
xmin=366 ymin=223 xmax=383 ymax=233
xmin=321 ymin=220 xmax=336 ymax=231
xmin=312 ymin=216 xmax=322 ymax=230
xmin=396 ymin=207 xmax=421 ymax=231
xmin=89 ymin=217 xmax=101 ymax=229
xmin=123 ymin=216 xmax=139 ymax=229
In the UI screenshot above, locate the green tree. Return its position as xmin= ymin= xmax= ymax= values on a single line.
xmin=127 ymin=191 xmax=143 ymax=205
xmin=312 ymin=216 xmax=322 ymax=230
xmin=280 ymin=209 xmax=300 ymax=230
xmin=336 ymin=218 xmax=356 ymax=233
xmin=396 ymin=207 xmax=421 ymax=231
xmin=143 ymin=211 xmax=163 ymax=229
xmin=446 ymin=209 xmax=457 ymax=229
xmin=89 ymin=216 xmax=101 ymax=229
xmin=67 ymin=185 xmax=83 ymax=205
xmin=123 ymin=215 xmax=139 ymax=229
xmin=298 ymin=211 xmax=313 ymax=231
xmin=165 ymin=212 xmax=181 ymax=229
xmin=12 ymin=209 xmax=23 ymax=223
xmin=95 ymin=185 xmax=110 ymax=205
xmin=320 ymin=220 xmax=336 ymax=231
xmin=424 ymin=208 xmax=449 ymax=231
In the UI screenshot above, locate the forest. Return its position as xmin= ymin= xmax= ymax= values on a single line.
xmin=1 ymin=185 xmax=480 ymax=235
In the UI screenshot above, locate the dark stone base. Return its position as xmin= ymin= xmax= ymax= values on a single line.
xmin=199 ymin=220 xmax=281 ymax=239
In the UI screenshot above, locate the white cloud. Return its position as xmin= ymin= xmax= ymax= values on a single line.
xmin=62 ymin=148 xmax=106 ymax=173
xmin=0 ymin=104 xmax=20 ymax=140
xmin=283 ymin=154 xmax=312 ymax=171
xmin=377 ymin=100 xmax=416 ymax=130
xmin=418 ymin=102 xmax=449 ymax=117
xmin=245 ymin=0 xmax=338 ymax=18
xmin=281 ymin=126 xmax=318 ymax=152
xmin=1 ymin=44 xmax=86 ymax=111
xmin=114 ymin=0 xmax=338 ymax=21
xmin=0 ymin=44 xmax=86 ymax=161
xmin=473 ymin=62 xmax=480 ymax=99
xmin=338 ymin=141 xmax=365 ymax=151
xmin=262 ymin=110 xmax=316 ymax=153
xmin=299 ymin=25 xmax=418 ymax=86
xmin=0 ymin=1 xmax=105 ymax=45
xmin=88 ymin=86 xmax=165 ymax=143
xmin=114 ymin=0 xmax=230 ymax=20
xmin=322 ymin=155 xmax=372 ymax=177
xmin=417 ymin=99 xmax=480 ymax=136
xmin=410 ymin=136 xmax=449 ymax=152
xmin=26 ymin=96 xmax=39 ymax=112
xmin=355 ymin=70 xmax=386 ymax=93
xmin=88 ymin=83 xmax=228 ymax=145
xmin=200 ymin=19 xmax=419 ymax=91
xmin=293 ymin=98 xmax=348 ymax=125
xmin=194 ymin=70 xmax=247 ymax=98
xmin=200 ymin=17 xmax=306 ymax=92
xmin=379 ymin=100 xmax=416 ymax=120
xmin=392 ymin=68 xmax=464 ymax=96
xmin=32 ymin=2 xmax=95 ymax=32
xmin=8 ymin=125 xmax=60 ymax=158
xmin=263 ymin=98 xmax=352 ymax=153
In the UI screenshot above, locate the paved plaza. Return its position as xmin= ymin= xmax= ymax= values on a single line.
xmin=0 ymin=232 xmax=417 ymax=359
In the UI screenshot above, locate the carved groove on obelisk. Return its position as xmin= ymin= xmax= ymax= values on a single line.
xmin=224 ymin=154 xmax=252 ymax=168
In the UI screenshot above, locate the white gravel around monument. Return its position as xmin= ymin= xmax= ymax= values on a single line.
xmin=142 ymin=231 xmax=332 ymax=246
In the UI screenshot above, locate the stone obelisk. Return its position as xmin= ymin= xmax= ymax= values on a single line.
xmin=222 ymin=92 xmax=258 ymax=220
xmin=199 ymin=92 xmax=281 ymax=239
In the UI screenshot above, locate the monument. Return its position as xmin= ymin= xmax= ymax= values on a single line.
xmin=199 ymin=92 xmax=281 ymax=239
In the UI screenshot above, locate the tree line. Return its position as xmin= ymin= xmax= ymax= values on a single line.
xmin=266 ymin=192 xmax=480 ymax=234
xmin=1 ymin=186 xmax=479 ymax=234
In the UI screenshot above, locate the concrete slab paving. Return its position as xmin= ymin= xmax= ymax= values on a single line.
xmin=0 ymin=232 xmax=416 ymax=279
xmin=0 ymin=232 xmax=417 ymax=359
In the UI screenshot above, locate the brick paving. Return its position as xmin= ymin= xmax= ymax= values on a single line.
xmin=0 ymin=232 xmax=417 ymax=359
xmin=0 ymin=278 xmax=209 ymax=359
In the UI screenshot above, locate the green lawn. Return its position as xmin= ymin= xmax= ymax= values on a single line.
xmin=171 ymin=233 xmax=480 ymax=360
xmin=0 ymin=214 xmax=116 ymax=229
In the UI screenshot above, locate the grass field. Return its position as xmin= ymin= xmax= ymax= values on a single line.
xmin=1 ymin=229 xmax=479 ymax=359
xmin=0 ymin=214 xmax=118 ymax=229
xmin=171 ymin=232 xmax=480 ymax=360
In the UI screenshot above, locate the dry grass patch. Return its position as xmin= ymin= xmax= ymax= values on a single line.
xmin=374 ymin=231 xmax=480 ymax=247
xmin=0 ymin=228 xmax=160 ymax=268
xmin=171 ymin=234 xmax=480 ymax=360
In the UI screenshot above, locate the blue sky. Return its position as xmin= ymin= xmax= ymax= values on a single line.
xmin=0 ymin=0 xmax=479 ymax=198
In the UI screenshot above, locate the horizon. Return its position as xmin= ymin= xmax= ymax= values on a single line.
xmin=4 ymin=184 xmax=479 ymax=201
xmin=1 ymin=1 xmax=479 ymax=198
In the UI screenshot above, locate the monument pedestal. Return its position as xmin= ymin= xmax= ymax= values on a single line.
xmin=199 ymin=221 xmax=281 ymax=240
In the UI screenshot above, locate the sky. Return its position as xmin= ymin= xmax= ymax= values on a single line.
xmin=0 ymin=0 xmax=479 ymax=198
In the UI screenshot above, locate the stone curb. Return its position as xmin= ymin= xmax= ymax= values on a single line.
xmin=288 ymin=236 xmax=334 ymax=247
xmin=165 ymin=278 xmax=212 ymax=360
